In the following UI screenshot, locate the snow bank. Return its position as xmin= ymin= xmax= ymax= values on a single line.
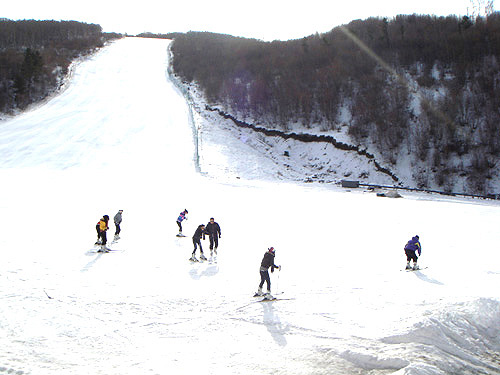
xmin=384 ymin=298 xmax=500 ymax=374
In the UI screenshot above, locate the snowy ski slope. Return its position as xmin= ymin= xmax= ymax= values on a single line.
xmin=0 ymin=37 xmax=499 ymax=375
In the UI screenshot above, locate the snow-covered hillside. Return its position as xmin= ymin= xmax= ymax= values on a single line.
xmin=0 ymin=37 xmax=499 ymax=375
xmin=175 ymin=73 xmax=500 ymax=197
xmin=174 ymin=82 xmax=400 ymax=186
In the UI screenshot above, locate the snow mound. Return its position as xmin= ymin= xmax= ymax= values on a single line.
xmin=340 ymin=350 xmax=409 ymax=370
xmin=382 ymin=298 xmax=500 ymax=374
xmin=376 ymin=190 xmax=403 ymax=198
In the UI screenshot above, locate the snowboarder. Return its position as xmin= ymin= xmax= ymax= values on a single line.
xmin=98 ymin=215 xmax=110 ymax=251
xmin=256 ymin=247 xmax=280 ymax=299
xmin=205 ymin=217 xmax=221 ymax=257
xmin=113 ymin=209 xmax=123 ymax=240
xmin=190 ymin=224 xmax=207 ymax=261
xmin=404 ymin=235 xmax=422 ymax=270
xmin=176 ymin=209 xmax=188 ymax=236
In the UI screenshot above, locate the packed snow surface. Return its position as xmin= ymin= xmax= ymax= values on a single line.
xmin=0 ymin=37 xmax=499 ymax=375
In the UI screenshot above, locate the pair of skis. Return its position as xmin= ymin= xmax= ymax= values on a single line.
xmin=90 ymin=239 xmax=122 ymax=254
xmin=402 ymin=266 xmax=428 ymax=272
xmin=252 ymin=292 xmax=292 ymax=302
xmin=236 ymin=293 xmax=293 ymax=311
xmin=189 ymin=256 xmax=217 ymax=264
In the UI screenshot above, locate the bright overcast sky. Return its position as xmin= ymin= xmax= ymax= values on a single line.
xmin=1 ymin=0 xmax=486 ymax=40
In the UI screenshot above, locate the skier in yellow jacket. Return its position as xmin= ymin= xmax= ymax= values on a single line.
xmin=97 ymin=215 xmax=110 ymax=251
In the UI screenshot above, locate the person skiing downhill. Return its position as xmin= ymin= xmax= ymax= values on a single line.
xmin=190 ymin=224 xmax=208 ymax=262
xmin=98 ymin=215 xmax=110 ymax=252
xmin=113 ymin=210 xmax=123 ymax=240
xmin=95 ymin=215 xmax=109 ymax=245
xmin=176 ymin=209 xmax=188 ymax=236
xmin=205 ymin=217 xmax=221 ymax=257
xmin=256 ymin=247 xmax=280 ymax=299
xmin=95 ymin=219 xmax=102 ymax=245
xmin=404 ymin=235 xmax=422 ymax=270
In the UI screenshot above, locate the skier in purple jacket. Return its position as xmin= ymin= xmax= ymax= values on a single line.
xmin=404 ymin=235 xmax=422 ymax=270
xmin=176 ymin=209 xmax=188 ymax=235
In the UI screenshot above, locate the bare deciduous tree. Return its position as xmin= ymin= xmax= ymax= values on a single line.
xmin=469 ymin=0 xmax=495 ymax=18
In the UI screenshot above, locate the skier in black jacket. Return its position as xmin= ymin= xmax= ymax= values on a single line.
xmin=205 ymin=217 xmax=221 ymax=257
xmin=256 ymin=247 xmax=280 ymax=298
xmin=190 ymin=224 xmax=208 ymax=262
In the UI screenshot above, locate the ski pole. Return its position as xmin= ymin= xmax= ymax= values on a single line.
xmin=275 ymin=265 xmax=281 ymax=294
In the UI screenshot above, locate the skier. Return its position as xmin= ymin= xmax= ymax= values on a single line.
xmin=98 ymin=215 xmax=110 ymax=251
xmin=205 ymin=217 xmax=221 ymax=257
xmin=190 ymin=224 xmax=207 ymax=261
xmin=404 ymin=235 xmax=422 ymax=270
xmin=113 ymin=209 xmax=123 ymax=240
xmin=256 ymin=247 xmax=280 ymax=299
xmin=176 ymin=209 xmax=188 ymax=236
xmin=95 ymin=219 xmax=102 ymax=245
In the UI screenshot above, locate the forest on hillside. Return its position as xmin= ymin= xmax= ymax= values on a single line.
xmin=170 ymin=14 xmax=500 ymax=193
xmin=0 ymin=19 xmax=122 ymax=113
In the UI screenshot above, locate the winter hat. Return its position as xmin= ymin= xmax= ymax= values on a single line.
xmin=185 ymin=209 xmax=188 ymax=213
xmin=268 ymin=247 xmax=275 ymax=253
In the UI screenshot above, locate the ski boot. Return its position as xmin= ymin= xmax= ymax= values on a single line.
xmin=263 ymin=291 xmax=274 ymax=300
xmin=189 ymin=255 xmax=199 ymax=262
xmin=254 ymin=287 xmax=264 ymax=297
xmin=405 ymin=262 xmax=412 ymax=270
xmin=214 ymin=247 xmax=218 ymax=255
xmin=412 ymin=263 xmax=420 ymax=270
xmin=200 ymin=253 xmax=208 ymax=261
xmin=98 ymin=245 xmax=110 ymax=253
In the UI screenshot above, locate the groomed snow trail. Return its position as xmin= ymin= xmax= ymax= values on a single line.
xmin=0 ymin=37 xmax=499 ymax=375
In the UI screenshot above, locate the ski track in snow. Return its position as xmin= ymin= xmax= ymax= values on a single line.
xmin=0 ymin=37 xmax=499 ymax=375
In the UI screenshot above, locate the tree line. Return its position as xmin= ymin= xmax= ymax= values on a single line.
xmin=170 ymin=13 xmax=500 ymax=194
xmin=0 ymin=19 xmax=122 ymax=113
